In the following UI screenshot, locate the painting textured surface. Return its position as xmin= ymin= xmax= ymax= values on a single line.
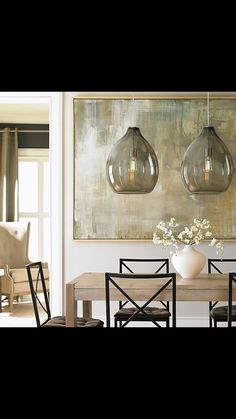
xmin=74 ymin=98 xmax=236 ymax=240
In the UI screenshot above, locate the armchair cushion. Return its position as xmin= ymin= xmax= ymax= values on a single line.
xmin=10 ymin=268 xmax=49 ymax=283
xmin=14 ymin=279 xmax=49 ymax=294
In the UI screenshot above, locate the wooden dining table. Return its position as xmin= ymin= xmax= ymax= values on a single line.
xmin=65 ymin=272 xmax=235 ymax=327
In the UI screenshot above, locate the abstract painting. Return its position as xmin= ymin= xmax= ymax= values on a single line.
xmin=73 ymin=97 xmax=236 ymax=240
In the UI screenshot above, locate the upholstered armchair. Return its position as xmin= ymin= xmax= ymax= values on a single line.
xmin=0 ymin=222 xmax=49 ymax=312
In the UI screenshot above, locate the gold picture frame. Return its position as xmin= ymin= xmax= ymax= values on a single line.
xmin=73 ymin=96 xmax=236 ymax=241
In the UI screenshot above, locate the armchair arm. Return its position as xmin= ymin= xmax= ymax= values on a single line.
xmin=0 ymin=264 xmax=14 ymax=295
xmin=0 ymin=264 xmax=11 ymax=276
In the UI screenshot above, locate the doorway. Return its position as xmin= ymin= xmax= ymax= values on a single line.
xmin=0 ymin=92 xmax=62 ymax=317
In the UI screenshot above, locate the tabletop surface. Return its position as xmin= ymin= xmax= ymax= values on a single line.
xmin=70 ymin=272 xmax=229 ymax=290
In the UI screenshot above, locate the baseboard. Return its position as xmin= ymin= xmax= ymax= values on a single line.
xmin=175 ymin=316 xmax=209 ymax=327
xmin=98 ymin=316 xmax=212 ymax=327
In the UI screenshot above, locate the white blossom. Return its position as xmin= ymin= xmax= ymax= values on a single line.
xmin=153 ymin=217 xmax=223 ymax=256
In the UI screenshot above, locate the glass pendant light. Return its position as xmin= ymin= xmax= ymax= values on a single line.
xmin=181 ymin=93 xmax=234 ymax=194
xmin=106 ymin=95 xmax=159 ymax=194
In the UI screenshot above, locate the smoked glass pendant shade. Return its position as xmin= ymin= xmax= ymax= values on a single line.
xmin=181 ymin=125 xmax=234 ymax=194
xmin=106 ymin=127 xmax=159 ymax=194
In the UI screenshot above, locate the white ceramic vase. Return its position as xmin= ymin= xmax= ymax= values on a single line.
xmin=171 ymin=244 xmax=206 ymax=278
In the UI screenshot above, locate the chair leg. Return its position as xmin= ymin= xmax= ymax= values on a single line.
xmin=119 ymin=320 xmax=122 ymax=327
xmin=209 ymin=302 xmax=213 ymax=327
xmin=214 ymin=320 xmax=217 ymax=327
xmin=8 ymin=294 xmax=14 ymax=312
xmin=115 ymin=319 xmax=118 ymax=327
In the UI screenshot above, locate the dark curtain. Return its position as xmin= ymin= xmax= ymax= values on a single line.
xmin=0 ymin=128 xmax=18 ymax=221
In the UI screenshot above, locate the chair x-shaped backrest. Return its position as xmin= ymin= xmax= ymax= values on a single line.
xmin=208 ymin=258 xmax=236 ymax=274
xmin=105 ymin=272 xmax=176 ymax=327
xmin=208 ymin=259 xmax=236 ymax=312
xmin=119 ymin=258 xmax=169 ymax=310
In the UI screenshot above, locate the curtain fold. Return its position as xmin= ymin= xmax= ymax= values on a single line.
xmin=0 ymin=128 xmax=18 ymax=221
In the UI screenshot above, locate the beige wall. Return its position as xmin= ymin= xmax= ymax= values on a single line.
xmin=0 ymin=103 xmax=49 ymax=123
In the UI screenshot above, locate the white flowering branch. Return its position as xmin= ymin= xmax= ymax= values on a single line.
xmin=153 ymin=217 xmax=223 ymax=255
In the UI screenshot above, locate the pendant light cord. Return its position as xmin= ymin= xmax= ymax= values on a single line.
xmin=132 ymin=91 xmax=135 ymax=127
xmin=207 ymin=92 xmax=210 ymax=126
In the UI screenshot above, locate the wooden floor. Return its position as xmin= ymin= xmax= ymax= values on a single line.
xmin=0 ymin=298 xmax=230 ymax=327
xmin=0 ymin=297 xmax=40 ymax=327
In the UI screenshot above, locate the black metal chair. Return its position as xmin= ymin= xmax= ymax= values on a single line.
xmin=208 ymin=259 xmax=236 ymax=327
xmin=118 ymin=258 xmax=170 ymax=327
xmin=228 ymin=273 xmax=236 ymax=327
xmin=26 ymin=261 xmax=104 ymax=327
xmin=105 ymin=272 xmax=176 ymax=327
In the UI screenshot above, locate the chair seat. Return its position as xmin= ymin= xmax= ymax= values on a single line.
xmin=114 ymin=306 xmax=170 ymax=320
xmin=210 ymin=305 xmax=236 ymax=321
xmin=42 ymin=316 xmax=104 ymax=327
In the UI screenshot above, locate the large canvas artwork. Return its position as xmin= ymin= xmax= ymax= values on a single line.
xmin=73 ymin=97 xmax=236 ymax=240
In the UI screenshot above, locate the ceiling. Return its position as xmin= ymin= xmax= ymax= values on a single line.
xmin=0 ymin=103 xmax=49 ymax=124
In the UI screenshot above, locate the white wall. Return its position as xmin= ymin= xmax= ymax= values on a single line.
xmin=63 ymin=92 xmax=236 ymax=327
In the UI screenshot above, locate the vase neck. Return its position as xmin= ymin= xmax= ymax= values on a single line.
xmin=182 ymin=244 xmax=194 ymax=252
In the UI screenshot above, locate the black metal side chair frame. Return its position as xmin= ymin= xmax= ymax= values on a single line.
xmin=119 ymin=258 xmax=170 ymax=326
xmin=105 ymin=272 xmax=176 ymax=328
xmin=208 ymin=258 xmax=236 ymax=327
xmin=27 ymin=261 xmax=104 ymax=328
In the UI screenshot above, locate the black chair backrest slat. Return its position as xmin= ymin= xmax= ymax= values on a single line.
xmin=26 ymin=261 xmax=50 ymax=327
